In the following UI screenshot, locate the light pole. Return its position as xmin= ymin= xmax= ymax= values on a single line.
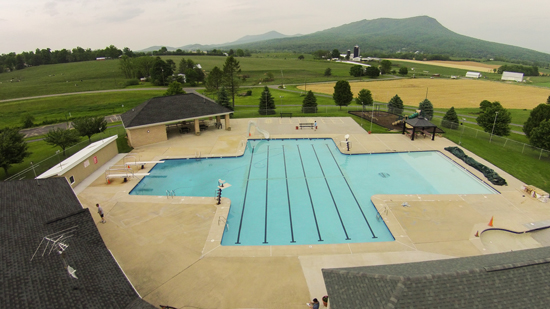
xmin=161 ymin=67 xmax=164 ymax=86
xmin=369 ymin=103 xmax=374 ymax=133
xmin=280 ymin=96 xmax=283 ymax=108
xmin=490 ymin=111 xmax=499 ymax=143
xmin=459 ymin=118 xmax=466 ymax=145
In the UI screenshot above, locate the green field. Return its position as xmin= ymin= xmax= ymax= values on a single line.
xmin=0 ymin=90 xmax=164 ymax=129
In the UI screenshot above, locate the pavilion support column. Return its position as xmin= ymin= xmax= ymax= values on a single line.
xmin=432 ymin=127 xmax=436 ymax=141
xmin=216 ymin=116 xmax=221 ymax=129
xmin=195 ymin=119 xmax=200 ymax=136
xmin=225 ymin=114 xmax=231 ymax=131
xmin=411 ymin=127 xmax=415 ymax=141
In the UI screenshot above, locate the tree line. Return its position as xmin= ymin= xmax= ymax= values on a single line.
xmin=497 ymin=64 xmax=539 ymax=76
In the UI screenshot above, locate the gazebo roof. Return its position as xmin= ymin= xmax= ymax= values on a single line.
xmin=121 ymin=92 xmax=233 ymax=129
xmin=405 ymin=117 xmax=438 ymax=128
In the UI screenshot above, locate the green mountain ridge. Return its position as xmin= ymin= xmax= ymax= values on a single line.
xmin=228 ymin=16 xmax=550 ymax=64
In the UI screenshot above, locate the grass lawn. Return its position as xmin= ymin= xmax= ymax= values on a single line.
xmin=0 ymin=90 xmax=164 ymax=129
xmin=0 ymin=125 xmax=129 ymax=181
xmin=441 ymin=125 xmax=550 ymax=193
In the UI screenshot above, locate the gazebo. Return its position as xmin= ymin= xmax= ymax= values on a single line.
xmin=402 ymin=117 xmax=438 ymax=141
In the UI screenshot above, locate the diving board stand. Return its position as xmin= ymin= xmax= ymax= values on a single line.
xmin=123 ymin=155 xmax=165 ymax=169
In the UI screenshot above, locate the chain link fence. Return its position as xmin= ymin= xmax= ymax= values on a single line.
xmin=4 ymin=126 xmax=126 ymax=181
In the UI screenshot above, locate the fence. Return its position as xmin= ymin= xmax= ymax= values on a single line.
xmin=431 ymin=117 xmax=550 ymax=162
xmin=4 ymin=126 xmax=126 ymax=181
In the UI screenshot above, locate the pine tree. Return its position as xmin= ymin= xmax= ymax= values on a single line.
xmin=418 ymin=99 xmax=434 ymax=119
xmin=302 ymin=90 xmax=318 ymax=113
xmin=442 ymin=107 xmax=459 ymax=129
xmin=217 ymin=87 xmax=232 ymax=110
xmin=388 ymin=94 xmax=404 ymax=114
xmin=258 ymin=86 xmax=276 ymax=115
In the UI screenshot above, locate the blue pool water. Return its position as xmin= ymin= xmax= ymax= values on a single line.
xmin=130 ymin=138 xmax=496 ymax=246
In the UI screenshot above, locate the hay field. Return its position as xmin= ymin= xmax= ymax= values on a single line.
xmin=388 ymin=59 xmax=500 ymax=72
xmin=300 ymin=79 xmax=549 ymax=109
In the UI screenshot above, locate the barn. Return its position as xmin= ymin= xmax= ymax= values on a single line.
xmin=501 ymin=71 xmax=524 ymax=82
xmin=465 ymin=71 xmax=481 ymax=78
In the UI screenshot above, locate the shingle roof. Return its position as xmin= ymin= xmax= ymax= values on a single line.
xmin=405 ymin=117 xmax=437 ymax=128
xmin=323 ymin=247 xmax=550 ymax=308
xmin=0 ymin=177 xmax=155 ymax=308
xmin=121 ymin=92 xmax=233 ymax=128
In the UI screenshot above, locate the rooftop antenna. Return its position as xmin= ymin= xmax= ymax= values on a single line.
xmin=31 ymin=226 xmax=78 ymax=261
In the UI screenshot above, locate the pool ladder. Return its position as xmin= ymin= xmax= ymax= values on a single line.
xmin=376 ymin=206 xmax=389 ymax=221
xmin=166 ymin=190 xmax=175 ymax=199
xmin=195 ymin=151 xmax=201 ymax=160
xmin=218 ymin=216 xmax=228 ymax=229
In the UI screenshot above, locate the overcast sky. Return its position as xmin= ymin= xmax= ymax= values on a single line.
xmin=1 ymin=0 xmax=549 ymax=55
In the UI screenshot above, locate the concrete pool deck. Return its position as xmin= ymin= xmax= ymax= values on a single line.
xmin=76 ymin=117 xmax=550 ymax=308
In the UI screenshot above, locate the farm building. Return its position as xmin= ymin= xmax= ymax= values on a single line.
xmin=465 ymin=71 xmax=481 ymax=78
xmin=501 ymin=71 xmax=524 ymax=82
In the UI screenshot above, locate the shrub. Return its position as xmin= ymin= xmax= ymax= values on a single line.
xmin=124 ymin=79 xmax=140 ymax=87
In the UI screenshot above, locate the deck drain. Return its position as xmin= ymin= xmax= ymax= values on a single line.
xmin=378 ymin=172 xmax=390 ymax=178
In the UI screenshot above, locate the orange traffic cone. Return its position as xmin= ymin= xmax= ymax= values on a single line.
xmin=488 ymin=216 xmax=494 ymax=227
xmin=127 ymin=165 xmax=130 ymax=168
xmin=249 ymin=133 xmax=251 ymax=136
xmin=474 ymin=231 xmax=479 ymax=237
xmin=107 ymin=179 xmax=111 ymax=184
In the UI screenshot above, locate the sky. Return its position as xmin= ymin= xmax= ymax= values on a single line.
xmin=1 ymin=0 xmax=549 ymax=55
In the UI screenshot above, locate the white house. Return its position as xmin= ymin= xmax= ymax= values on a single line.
xmin=465 ymin=72 xmax=481 ymax=78
xmin=501 ymin=71 xmax=524 ymax=82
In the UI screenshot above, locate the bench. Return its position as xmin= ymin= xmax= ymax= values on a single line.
xmin=280 ymin=113 xmax=292 ymax=118
xmin=299 ymin=123 xmax=315 ymax=129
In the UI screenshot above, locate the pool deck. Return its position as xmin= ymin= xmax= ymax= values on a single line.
xmin=76 ymin=117 xmax=550 ymax=308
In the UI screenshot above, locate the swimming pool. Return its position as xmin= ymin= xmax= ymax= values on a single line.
xmin=130 ymin=138 xmax=496 ymax=246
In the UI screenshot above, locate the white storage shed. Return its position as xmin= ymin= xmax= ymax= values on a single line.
xmin=501 ymin=71 xmax=524 ymax=82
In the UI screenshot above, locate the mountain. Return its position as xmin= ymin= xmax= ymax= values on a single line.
xmin=137 ymin=45 xmax=178 ymax=53
xmin=138 ymin=31 xmax=297 ymax=52
xmin=225 ymin=16 xmax=550 ymax=64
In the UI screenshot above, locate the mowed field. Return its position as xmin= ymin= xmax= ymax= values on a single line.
xmin=300 ymin=79 xmax=549 ymax=109
xmin=388 ymin=59 xmax=500 ymax=72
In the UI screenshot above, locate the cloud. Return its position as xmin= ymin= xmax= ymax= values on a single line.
xmin=100 ymin=8 xmax=144 ymax=23
xmin=43 ymin=2 xmax=59 ymax=16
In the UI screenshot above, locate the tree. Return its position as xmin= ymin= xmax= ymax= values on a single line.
xmin=529 ymin=120 xmax=550 ymax=150
xmin=235 ymin=49 xmax=245 ymax=57
xmin=479 ymin=100 xmax=492 ymax=112
xmin=418 ymin=99 xmax=434 ymax=119
xmin=302 ymin=90 xmax=318 ymax=113
xmin=21 ymin=114 xmax=35 ymax=128
xmin=184 ymin=68 xmax=199 ymax=86
xmin=547 ymin=95 xmax=550 ymax=104
xmin=258 ymin=86 xmax=276 ymax=115
xmin=164 ymin=81 xmax=185 ymax=96
xmin=205 ymin=66 xmax=223 ymax=92
xmin=398 ymin=66 xmax=408 ymax=75
xmin=178 ymin=57 xmax=187 ymax=74
xmin=166 ymin=59 xmax=176 ymax=72
xmin=331 ymin=49 xmax=340 ymax=59
xmin=476 ymin=101 xmax=512 ymax=136
xmin=44 ymin=128 xmax=80 ymax=155
xmin=72 ymin=116 xmax=107 ymax=143
xmin=217 ymin=87 xmax=232 ymax=110
xmin=523 ymin=104 xmax=550 ymax=138
xmin=388 ymin=95 xmax=404 ymax=114
xmin=133 ymin=56 xmax=155 ymax=78
xmin=119 ymin=55 xmax=134 ymax=78
xmin=324 ymin=68 xmax=332 ymax=77
xmin=222 ymin=56 xmax=241 ymax=109
xmin=105 ymin=45 xmax=122 ymax=59
xmin=150 ymin=57 xmax=173 ymax=86
xmin=442 ymin=107 xmax=459 ymax=129
xmin=380 ymin=60 xmax=392 ymax=74
xmin=350 ymin=65 xmax=363 ymax=77
xmin=355 ymin=89 xmax=373 ymax=110
xmin=0 ymin=128 xmax=31 ymax=176
xmin=333 ymin=80 xmax=353 ymax=110
xmin=298 ymin=55 xmax=304 ymax=60
xmin=365 ymin=66 xmax=380 ymax=78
